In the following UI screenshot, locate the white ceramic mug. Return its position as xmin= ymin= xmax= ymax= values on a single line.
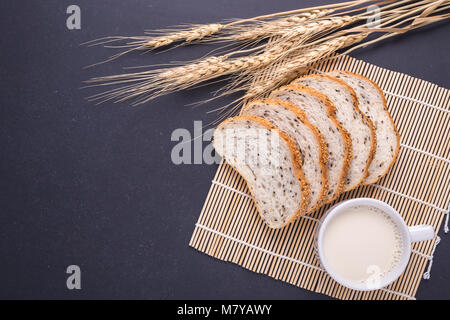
xmin=315 ymin=198 xmax=435 ymax=291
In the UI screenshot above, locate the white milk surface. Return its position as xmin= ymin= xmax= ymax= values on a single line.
xmin=322 ymin=205 xmax=403 ymax=282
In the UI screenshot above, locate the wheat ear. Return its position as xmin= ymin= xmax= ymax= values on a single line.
xmin=85 ymin=55 xmax=270 ymax=105
xmin=230 ymin=9 xmax=333 ymax=41
xmin=82 ymin=23 xmax=225 ymax=67
xmin=212 ymin=32 xmax=368 ymax=118
xmin=82 ymin=10 xmax=330 ymax=65
xmin=84 ymin=0 xmax=367 ymax=51
xmin=86 ymin=16 xmax=358 ymax=105
xmin=244 ymin=33 xmax=369 ymax=100
xmin=139 ymin=24 xmax=225 ymax=49
xmin=215 ymin=15 xmax=358 ymax=96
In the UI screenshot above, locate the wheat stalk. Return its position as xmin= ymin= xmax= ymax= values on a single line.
xmin=230 ymin=9 xmax=333 ymax=41
xmin=146 ymin=24 xmax=224 ymax=48
xmin=86 ymin=55 xmax=278 ymax=105
xmin=84 ymin=0 xmax=374 ymax=66
xmin=84 ymin=0 xmax=449 ymax=115
xmin=210 ymin=32 xmax=369 ymax=120
xmin=86 ymin=16 xmax=359 ymax=105
xmin=83 ymin=9 xmax=333 ymax=67
xmin=83 ymin=0 xmax=400 ymax=67
xmin=245 ymin=33 xmax=369 ymax=100
xmin=212 ymin=15 xmax=359 ymax=97
xmin=84 ymin=0 xmax=370 ymax=51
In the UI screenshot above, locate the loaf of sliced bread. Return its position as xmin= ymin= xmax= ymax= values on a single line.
xmin=242 ymin=98 xmax=329 ymax=213
xmin=293 ymin=75 xmax=376 ymax=191
xmin=269 ymin=84 xmax=352 ymax=202
xmin=213 ymin=115 xmax=310 ymax=228
xmin=328 ymin=71 xmax=400 ymax=184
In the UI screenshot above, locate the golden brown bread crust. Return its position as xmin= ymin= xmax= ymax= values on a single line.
xmin=295 ymin=74 xmax=377 ymax=191
xmin=246 ymin=98 xmax=329 ymax=214
xmin=215 ymin=115 xmax=311 ymax=228
xmin=276 ymin=84 xmax=353 ymax=203
xmin=334 ymin=71 xmax=401 ymax=184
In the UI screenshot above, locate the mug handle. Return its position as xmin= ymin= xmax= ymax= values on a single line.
xmin=408 ymin=225 xmax=435 ymax=242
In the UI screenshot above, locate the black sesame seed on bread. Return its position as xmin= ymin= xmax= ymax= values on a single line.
xmin=269 ymin=84 xmax=352 ymax=203
xmin=293 ymin=74 xmax=377 ymax=192
xmin=213 ymin=115 xmax=310 ymax=228
xmin=328 ymin=71 xmax=400 ymax=184
xmin=243 ymin=98 xmax=329 ymax=213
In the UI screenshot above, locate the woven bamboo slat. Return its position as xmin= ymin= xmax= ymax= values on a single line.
xmin=189 ymin=54 xmax=450 ymax=300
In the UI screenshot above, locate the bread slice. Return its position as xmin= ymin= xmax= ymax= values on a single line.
xmin=269 ymin=84 xmax=352 ymax=202
xmin=293 ymin=74 xmax=376 ymax=191
xmin=242 ymin=98 xmax=328 ymax=213
xmin=213 ymin=115 xmax=310 ymax=228
xmin=328 ymin=71 xmax=401 ymax=184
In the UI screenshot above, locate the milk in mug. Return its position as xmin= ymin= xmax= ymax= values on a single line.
xmin=322 ymin=205 xmax=403 ymax=283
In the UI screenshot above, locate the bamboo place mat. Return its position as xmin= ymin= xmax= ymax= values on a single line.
xmin=189 ymin=54 xmax=450 ymax=300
